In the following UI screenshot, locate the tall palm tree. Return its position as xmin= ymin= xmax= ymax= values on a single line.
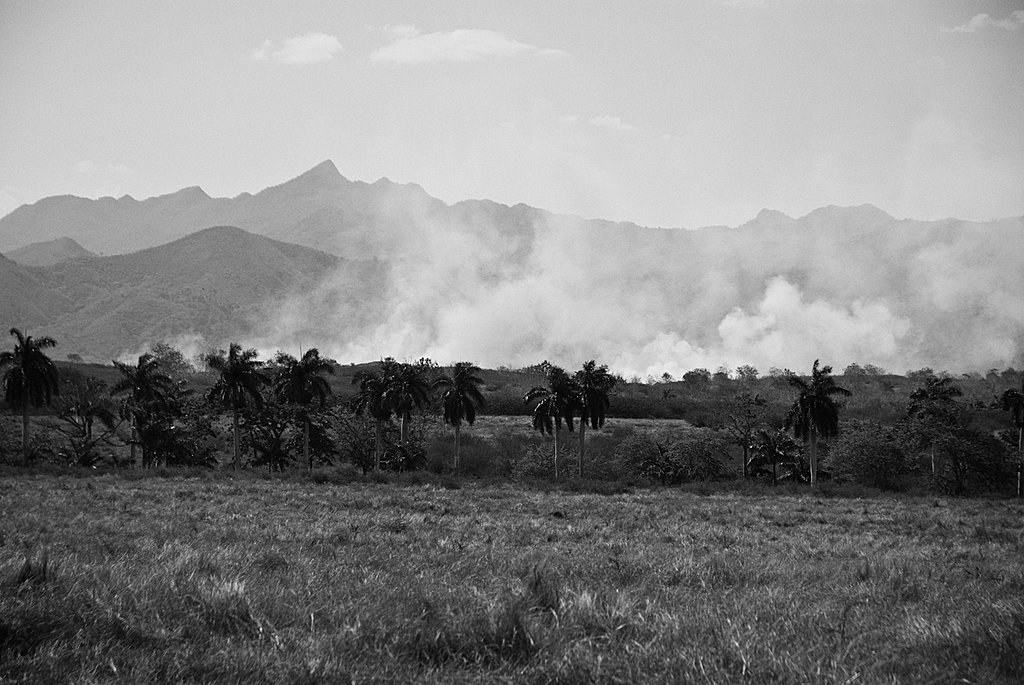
xmin=785 ymin=359 xmax=851 ymax=485
xmin=388 ymin=361 xmax=432 ymax=448
xmin=525 ymin=365 xmax=576 ymax=479
xmin=573 ymin=360 xmax=616 ymax=478
xmin=433 ymin=362 xmax=486 ymax=473
xmin=0 ymin=328 xmax=59 ymax=462
xmin=1000 ymin=379 xmax=1024 ymax=497
xmin=351 ymin=358 xmax=401 ymax=471
xmin=110 ymin=353 xmax=175 ymax=467
xmin=273 ymin=348 xmax=334 ymax=470
xmin=206 ymin=343 xmax=269 ymax=469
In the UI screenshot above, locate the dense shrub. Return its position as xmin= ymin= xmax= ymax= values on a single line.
xmin=616 ymin=429 xmax=731 ymax=484
xmin=830 ymin=420 xmax=906 ymax=490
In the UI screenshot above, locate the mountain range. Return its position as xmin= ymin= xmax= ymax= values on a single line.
xmin=1 ymin=161 xmax=1022 ymax=374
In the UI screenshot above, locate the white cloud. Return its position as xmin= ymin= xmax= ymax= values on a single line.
xmin=588 ymin=115 xmax=637 ymax=132
xmin=371 ymin=26 xmax=567 ymax=64
xmin=558 ymin=114 xmax=580 ymax=124
xmin=76 ymin=160 xmax=97 ymax=174
xmin=251 ymin=33 xmax=343 ymax=64
xmin=940 ymin=10 xmax=1024 ymax=33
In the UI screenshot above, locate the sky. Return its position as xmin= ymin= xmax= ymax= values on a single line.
xmin=1 ymin=0 xmax=1022 ymax=229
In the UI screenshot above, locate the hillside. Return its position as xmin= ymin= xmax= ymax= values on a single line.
xmin=5 ymin=236 xmax=96 ymax=266
xmin=1 ymin=163 xmax=1023 ymax=373
xmin=1 ymin=226 xmax=386 ymax=361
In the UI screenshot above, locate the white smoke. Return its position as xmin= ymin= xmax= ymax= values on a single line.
xmin=255 ymin=205 xmax=1024 ymax=378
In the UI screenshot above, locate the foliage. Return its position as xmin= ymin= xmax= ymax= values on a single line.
xmin=110 ymin=353 xmax=180 ymax=468
xmin=829 ymin=420 xmax=905 ymax=490
xmin=435 ymin=362 xmax=486 ymax=429
xmin=149 ymin=342 xmax=194 ymax=379
xmin=52 ymin=368 xmax=120 ymax=466
xmin=719 ymin=391 xmax=768 ymax=478
xmin=242 ymin=394 xmax=298 ymax=472
xmin=205 ymin=343 xmax=269 ymax=468
xmin=748 ymin=428 xmax=802 ymax=484
xmin=625 ymin=429 xmax=730 ymax=484
xmin=524 ymin=365 xmax=576 ymax=437
xmin=0 ymin=328 xmax=60 ymax=462
xmin=273 ymin=348 xmax=334 ymax=468
xmin=205 ymin=343 xmax=268 ymax=413
xmin=785 ymin=359 xmax=851 ymax=484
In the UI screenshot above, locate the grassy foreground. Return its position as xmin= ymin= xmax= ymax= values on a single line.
xmin=1 ymin=473 xmax=1022 ymax=684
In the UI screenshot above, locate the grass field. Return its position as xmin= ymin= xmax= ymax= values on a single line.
xmin=1 ymin=471 xmax=1022 ymax=683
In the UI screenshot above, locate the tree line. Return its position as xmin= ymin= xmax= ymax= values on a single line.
xmin=2 ymin=327 xmax=1022 ymax=495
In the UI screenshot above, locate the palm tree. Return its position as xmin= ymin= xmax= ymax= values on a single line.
xmin=749 ymin=428 xmax=800 ymax=485
xmin=433 ymin=362 xmax=486 ymax=473
xmin=573 ymin=360 xmax=616 ymax=478
xmin=351 ymin=358 xmax=401 ymax=471
xmin=388 ymin=361 xmax=432 ymax=448
xmin=0 ymin=328 xmax=59 ymax=462
xmin=525 ymin=365 xmax=576 ymax=479
xmin=1000 ymin=379 xmax=1024 ymax=497
xmin=273 ymin=348 xmax=334 ymax=470
xmin=785 ymin=359 xmax=851 ymax=485
xmin=206 ymin=343 xmax=269 ymax=469
xmin=111 ymin=353 xmax=176 ymax=468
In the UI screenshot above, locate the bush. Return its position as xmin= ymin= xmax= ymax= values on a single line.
xmin=831 ymin=421 xmax=906 ymax=490
xmin=617 ymin=429 xmax=731 ymax=484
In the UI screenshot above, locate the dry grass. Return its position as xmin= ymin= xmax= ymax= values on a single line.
xmin=1 ymin=472 xmax=1022 ymax=683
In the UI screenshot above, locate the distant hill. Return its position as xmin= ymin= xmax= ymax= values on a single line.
xmin=1 ymin=162 xmax=1022 ymax=374
xmin=0 ymin=226 xmax=386 ymax=362
xmin=6 ymin=236 xmax=96 ymax=266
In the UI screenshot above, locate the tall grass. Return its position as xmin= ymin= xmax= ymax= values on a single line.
xmin=1 ymin=473 xmax=1021 ymax=682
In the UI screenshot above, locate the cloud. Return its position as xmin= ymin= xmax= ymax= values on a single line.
xmin=588 ymin=116 xmax=638 ymax=132
xmin=76 ymin=160 xmax=97 ymax=175
xmin=940 ymin=10 xmax=1024 ymax=33
xmin=251 ymin=33 xmax=343 ymax=64
xmin=371 ymin=26 xmax=567 ymax=64
xmin=558 ymin=115 xmax=580 ymax=124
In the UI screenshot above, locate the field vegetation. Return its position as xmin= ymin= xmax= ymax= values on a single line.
xmin=1 ymin=473 xmax=1022 ymax=683
xmin=2 ymin=331 xmax=1024 ymax=681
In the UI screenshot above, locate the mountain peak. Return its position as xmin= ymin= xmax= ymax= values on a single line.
xmin=803 ymin=203 xmax=893 ymax=222
xmin=755 ymin=208 xmax=792 ymax=222
xmin=295 ymin=159 xmax=344 ymax=181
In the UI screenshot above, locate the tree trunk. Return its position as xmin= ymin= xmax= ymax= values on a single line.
xmin=741 ymin=443 xmax=749 ymax=479
xmin=374 ymin=419 xmax=383 ymax=471
xmin=129 ymin=415 xmax=138 ymax=467
xmin=771 ymin=459 xmax=777 ymax=486
xmin=21 ymin=402 xmax=30 ymax=464
xmin=553 ymin=427 xmax=560 ymax=479
xmin=232 ymin=409 xmax=241 ymax=469
xmin=453 ymin=424 xmax=461 ymax=474
xmin=401 ymin=415 xmax=409 ymax=446
xmin=809 ymin=427 xmax=818 ymax=485
xmin=578 ymin=420 xmax=586 ymax=479
xmin=304 ymin=417 xmax=311 ymax=470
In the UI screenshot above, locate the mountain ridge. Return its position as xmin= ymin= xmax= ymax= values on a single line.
xmin=1 ymin=162 xmax=1022 ymax=373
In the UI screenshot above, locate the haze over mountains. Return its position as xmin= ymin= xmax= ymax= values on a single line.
xmin=1 ymin=161 xmax=1022 ymax=375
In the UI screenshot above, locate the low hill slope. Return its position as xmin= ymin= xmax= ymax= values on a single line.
xmin=1 ymin=226 xmax=386 ymax=361
xmin=6 ymin=236 xmax=96 ymax=266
